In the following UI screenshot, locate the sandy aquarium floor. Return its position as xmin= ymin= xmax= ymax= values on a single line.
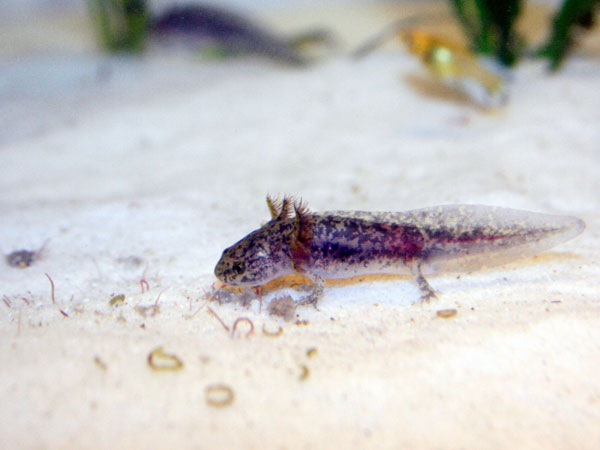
xmin=1 ymin=2 xmax=600 ymax=449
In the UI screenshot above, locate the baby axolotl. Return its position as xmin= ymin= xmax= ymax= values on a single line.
xmin=151 ymin=4 xmax=308 ymax=65
xmin=214 ymin=196 xmax=585 ymax=306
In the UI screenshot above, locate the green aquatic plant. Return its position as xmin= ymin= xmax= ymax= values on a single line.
xmin=450 ymin=0 xmax=599 ymax=69
xmin=539 ymin=0 xmax=600 ymax=70
xmin=87 ymin=0 xmax=149 ymax=52
xmin=450 ymin=0 xmax=524 ymax=66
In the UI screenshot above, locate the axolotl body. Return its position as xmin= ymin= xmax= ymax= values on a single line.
xmin=214 ymin=196 xmax=585 ymax=306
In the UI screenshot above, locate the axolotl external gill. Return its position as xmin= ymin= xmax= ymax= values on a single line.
xmin=214 ymin=196 xmax=585 ymax=306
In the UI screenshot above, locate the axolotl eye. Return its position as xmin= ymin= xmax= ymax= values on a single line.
xmin=231 ymin=262 xmax=245 ymax=275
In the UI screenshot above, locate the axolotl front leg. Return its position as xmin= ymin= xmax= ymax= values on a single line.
xmin=295 ymin=274 xmax=325 ymax=308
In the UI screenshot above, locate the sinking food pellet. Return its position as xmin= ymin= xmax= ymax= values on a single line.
xmin=147 ymin=347 xmax=184 ymax=371
xmin=436 ymin=308 xmax=458 ymax=319
xmin=109 ymin=294 xmax=125 ymax=306
xmin=205 ymin=384 xmax=234 ymax=408
xmin=262 ymin=324 xmax=283 ymax=337
xmin=306 ymin=347 xmax=317 ymax=358
xmin=299 ymin=364 xmax=310 ymax=381
xmin=94 ymin=356 xmax=108 ymax=371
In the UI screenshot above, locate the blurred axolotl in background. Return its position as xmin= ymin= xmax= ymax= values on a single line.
xmin=89 ymin=0 xmax=334 ymax=64
xmin=151 ymin=3 xmax=334 ymax=64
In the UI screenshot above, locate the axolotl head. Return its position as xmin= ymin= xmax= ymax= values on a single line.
xmin=214 ymin=220 xmax=296 ymax=287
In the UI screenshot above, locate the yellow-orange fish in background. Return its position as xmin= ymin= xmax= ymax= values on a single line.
xmin=399 ymin=29 xmax=508 ymax=109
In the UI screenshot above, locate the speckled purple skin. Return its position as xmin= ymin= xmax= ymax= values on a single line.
xmin=152 ymin=4 xmax=306 ymax=65
xmin=214 ymin=198 xmax=584 ymax=304
xmin=297 ymin=214 xmax=424 ymax=277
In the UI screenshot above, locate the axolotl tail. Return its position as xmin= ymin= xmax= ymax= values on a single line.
xmin=412 ymin=204 xmax=585 ymax=274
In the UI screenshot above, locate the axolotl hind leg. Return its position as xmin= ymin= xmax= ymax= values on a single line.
xmin=411 ymin=262 xmax=438 ymax=302
xmin=296 ymin=274 xmax=325 ymax=309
